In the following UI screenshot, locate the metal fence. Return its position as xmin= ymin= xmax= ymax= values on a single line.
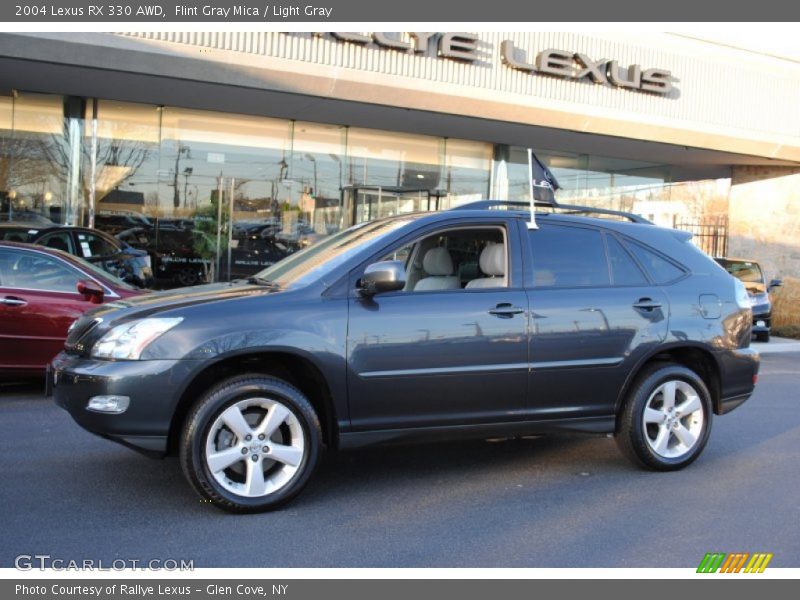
xmin=673 ymin=215 xmax=729 ymax=257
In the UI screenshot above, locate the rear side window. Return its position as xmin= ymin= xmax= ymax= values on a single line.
xmin=625 ymin=240 xmax=685 ymax=284
xmin=606 ymin=234 xmax=648 ymax=286
xmin=38 ymin=231 xmax=75 ymax=254
xmin=529 ymin=225 xmax=610 ymax=287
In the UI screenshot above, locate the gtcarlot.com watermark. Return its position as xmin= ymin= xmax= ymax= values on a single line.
xmin=15 ymin=554 xmax=194 ymax=571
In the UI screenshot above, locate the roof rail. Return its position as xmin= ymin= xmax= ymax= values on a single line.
xmin=452 ymin=200 xmax=652 ymax=225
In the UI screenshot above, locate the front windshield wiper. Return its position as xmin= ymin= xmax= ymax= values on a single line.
xmin=243 ymin=276 xmax=281 ymax=288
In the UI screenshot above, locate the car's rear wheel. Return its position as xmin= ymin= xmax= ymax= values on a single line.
xmin=180 ymin=374 xmax=322 ymax=512
xmin=616 ymin=364 xmax=712 ymax=471
xmin=175 ymin=267 xmax=199 ymax=287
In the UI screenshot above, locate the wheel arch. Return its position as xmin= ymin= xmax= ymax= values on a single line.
xmin=614 ymin=343 xmax=723 ymax=421
xmin=167 ymin=349 xmax=340 ymax=456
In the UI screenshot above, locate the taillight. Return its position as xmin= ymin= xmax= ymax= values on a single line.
xmin=734 ymin=278 xmax=751 ymax=310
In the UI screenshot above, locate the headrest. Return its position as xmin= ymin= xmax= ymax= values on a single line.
xmin=479 ymin=244 xmax=505 ymax=277
xmin=423 ymin=247 xmax=454 ymax=276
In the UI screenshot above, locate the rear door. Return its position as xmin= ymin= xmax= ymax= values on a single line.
xmin=523 ymin=222 xmax=671 ymax=418
xmin=0 ymin=248 xmax=92 ymax=371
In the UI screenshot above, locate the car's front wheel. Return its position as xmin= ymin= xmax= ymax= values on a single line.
xmin=616 ymin=364 xmax=712 ymax=471
xmin=180 ymin=374 xmax=322 ymax=512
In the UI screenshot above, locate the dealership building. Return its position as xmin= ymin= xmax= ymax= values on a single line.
xmin=0 ymin=31 xmax=798 ymax=280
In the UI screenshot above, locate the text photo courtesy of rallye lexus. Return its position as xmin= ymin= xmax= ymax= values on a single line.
xmin=50 ymin=159 xmax=759 ymax=513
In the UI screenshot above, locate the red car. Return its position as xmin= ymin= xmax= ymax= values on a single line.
xmin=0 ymin=241 xmax=145 ymax=375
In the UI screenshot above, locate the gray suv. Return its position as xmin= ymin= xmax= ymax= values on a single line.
xmin=50 ymin=202 xmax=759 ymax=512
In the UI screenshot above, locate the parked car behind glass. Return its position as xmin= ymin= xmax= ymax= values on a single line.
xmin=0 ymin=225 xmax=153 ymax=288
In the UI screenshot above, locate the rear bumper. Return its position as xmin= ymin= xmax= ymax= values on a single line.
xmin=50 ymin=352 xmax=196 ymax=456
xmin=717 ymin=347 xmax=759 ymax=415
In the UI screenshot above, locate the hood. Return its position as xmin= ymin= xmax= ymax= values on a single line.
xmin=88 ymin=281 xmax=280 ymax=322
xmin=64 ymin=281 xmax=281 ymax=354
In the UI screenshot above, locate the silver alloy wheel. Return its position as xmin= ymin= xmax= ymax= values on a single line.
xmin=204 ymin=397 xmax=305 ymax=498
xmin=642 ymin=379 xmax=705 ymax=459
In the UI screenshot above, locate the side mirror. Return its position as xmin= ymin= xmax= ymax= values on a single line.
xmin=77 ymin=280 xmax=105 ymax=304
xmin=768 ymin=278 xmax=783 ymax=292
xmin=359 ymin=260 xmax=406 ymax=296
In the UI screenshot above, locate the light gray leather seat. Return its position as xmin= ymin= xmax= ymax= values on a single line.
xmin=414 ymin=247 xmax=460 ymax=291
xmin=466 ymin=244 xmax=506 ymax=289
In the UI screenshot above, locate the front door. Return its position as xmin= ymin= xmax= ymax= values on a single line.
xmin=346 ymin=223 xmax=529 ymax=431
xmin=0 ymin=247 xmax=91 ymax=371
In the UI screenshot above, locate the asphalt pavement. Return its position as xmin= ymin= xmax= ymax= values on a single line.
xmin=1 ymin=351 xmax=798 ymax=568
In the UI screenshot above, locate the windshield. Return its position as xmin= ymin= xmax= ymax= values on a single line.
xmin=718 ymin=260 xmax=764 ymax=285
xmin=253 ymin=217 xmax=417 ymax=289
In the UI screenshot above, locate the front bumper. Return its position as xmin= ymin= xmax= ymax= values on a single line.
xmin=50 ymin=352 xmax=196 ymax=456
xmin=751 ymin=308 xmax=771 ymax=333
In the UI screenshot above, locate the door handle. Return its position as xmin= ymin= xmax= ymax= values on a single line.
xmin=1 ymin=296 xmax=27 ymax=307
xmin=488 ymin=303 xmax=524 ymax=317
xmin=632 ymin=298 xmax=662 ymax=311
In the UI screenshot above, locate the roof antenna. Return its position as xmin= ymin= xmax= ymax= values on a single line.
xmin=527 ymin=148 xmax=539 ymax=230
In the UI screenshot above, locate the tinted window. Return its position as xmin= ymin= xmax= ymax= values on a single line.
xmin=716 ymin=259 xmax=764 ymax=284
xmin=0 ymin=228 xmax=33 ymax=242
xmin=606 ymin=234 xmax=648 ymax=286
xmin=625 ymin=240 xmax=685 ymax=284
xmin=529 ymin=225 xmax=610 ymax=287
xmin=39 ymin=231 xmax=75 ymax=254
xmin=0 ymin=249 xmax=80 ymax=292
xmin=76 ymin=232 xmax=118 ymax=258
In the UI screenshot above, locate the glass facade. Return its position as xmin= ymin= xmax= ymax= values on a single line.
xmin=0 ymin=93 xmax=725 ymax=288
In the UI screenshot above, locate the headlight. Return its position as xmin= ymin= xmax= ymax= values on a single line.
xmin=91 ymin=317 xmax=183 ymax=360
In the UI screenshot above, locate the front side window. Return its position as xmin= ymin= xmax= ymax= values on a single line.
xmin=378 ymin=226 xmax=507 ymax=292
xmin=529 ymin=224 xmax=610 ymax=288
xmin=0 ymin=249 xmax=81 ymax=293
xmin=76 ymin=232 xmax=118 ymax=258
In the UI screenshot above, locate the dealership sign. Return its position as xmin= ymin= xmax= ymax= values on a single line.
xmin=323 ymin=33 xmax=675 ymax=95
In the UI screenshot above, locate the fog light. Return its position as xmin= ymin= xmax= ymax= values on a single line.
xmin=86 ymin=395 xmax=130 ymax=414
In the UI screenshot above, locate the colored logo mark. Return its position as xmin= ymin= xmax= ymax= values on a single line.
xmin=697 ymin=552 xmax=773 ymax=573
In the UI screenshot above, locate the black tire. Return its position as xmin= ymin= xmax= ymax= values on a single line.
xmin=180 ymin=374 xmax=322 ymax=513
xmin=615 ymin=363 xmax=713 ymax=471
xmin=755 ymin=331 xmax=770 ymax=343
xmin=175 ymin=267 xmax=199 ymax=287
